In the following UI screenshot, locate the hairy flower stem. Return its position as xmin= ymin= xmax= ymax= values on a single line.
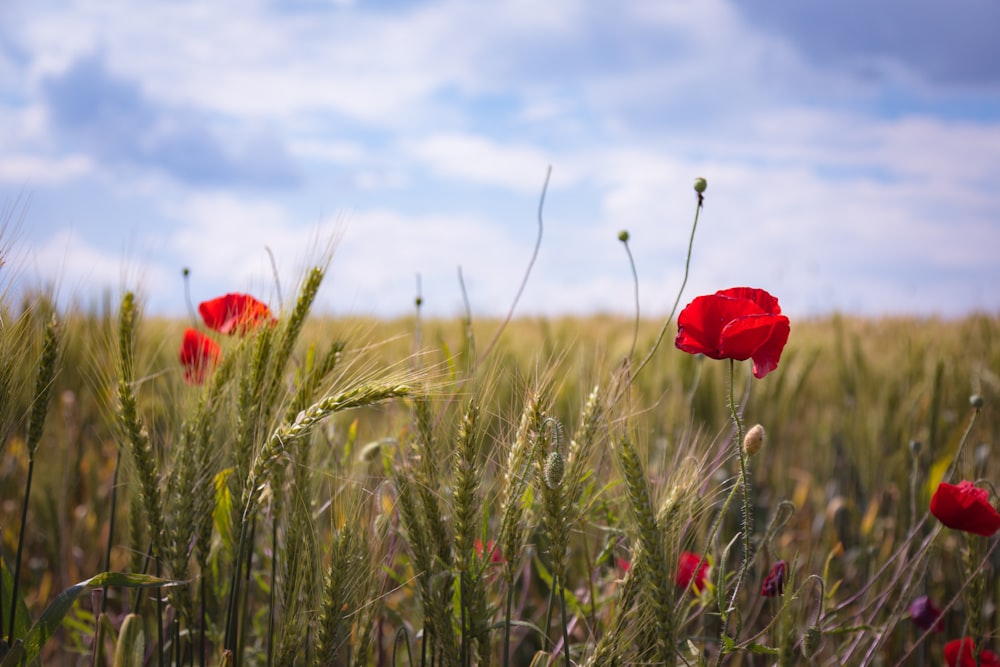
xmin=722 ymin=359 xmax=753 ymax=650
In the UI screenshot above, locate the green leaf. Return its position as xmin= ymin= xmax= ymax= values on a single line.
xmin=13 ymin=572 xmax=175 ymax=665
xmin=112 ymin=613 xmax=144 ymax=667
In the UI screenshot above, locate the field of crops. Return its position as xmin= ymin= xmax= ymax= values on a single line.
xmin=1 ymin=255 xmax=999 ymax=665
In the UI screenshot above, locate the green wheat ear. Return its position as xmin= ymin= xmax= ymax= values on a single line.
xmin=116 ymin=292 xmax=165 ymax=562
xmin=614 ymin=435 xmax=676 ymax=666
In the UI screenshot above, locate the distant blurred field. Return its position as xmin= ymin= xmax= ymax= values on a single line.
xmin=1 ymin=285 xmax=998 ymax=665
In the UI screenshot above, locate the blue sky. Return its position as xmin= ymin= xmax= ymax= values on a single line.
xmin=2 ymin=0 xmax=999 ymax=320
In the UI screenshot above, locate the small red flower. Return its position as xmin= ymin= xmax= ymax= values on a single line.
xmin=676 ymin=551 xmax=710 ymax=594
xmin=615 ymin=557 xmax=631 ymax=574
xmin=761 ymin=559 xmax=787 ymax=597
xmin=474 ymin=539 xmax=504 ymax=565
xmin=930 ymin=480 xmax=1000 ymax=537
xmin=675 ymin=287 xmax=790 ymax=379
xmin=908 ymin=595 xmax=944 ymax=633
xmin=198 ymin=293 xmax=275 ymax=335
xmin=945 ymin=638 xmax=1000 ymax=667
xmin=179 ymin=328 xmax=221 ymax=384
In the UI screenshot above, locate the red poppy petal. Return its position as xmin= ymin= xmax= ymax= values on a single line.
xmin=199 ymin=293 xmax=274 ymax=335
xmin=750 ymin=315 xmax=790 ymax=378
xmin=179 ymin=328 xmax=221 ymax=384
xmin=676 ymin=294 xmax=763 ymax=359
xmin=931 ymin=481 xmax=1000 ymax=536
xmin=945 ymin=638 xmax=1000 ymax=667
xmin=715 ymin=287 xmax=781 ymax=315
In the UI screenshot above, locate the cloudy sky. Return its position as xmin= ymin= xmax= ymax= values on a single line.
xmin=2 ymin=0 xmax=999 ymax=320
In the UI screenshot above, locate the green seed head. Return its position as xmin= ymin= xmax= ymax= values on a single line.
xmin=618 ymin=230 xmax=630 ymax=243
xmin=693 ymin=177 xmax=707 ymax=193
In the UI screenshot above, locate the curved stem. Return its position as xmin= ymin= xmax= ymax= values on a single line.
xmin=7 ymin=455 xmax=34 ymax=645
xmin=628 ymin=190 xmax=702 ymax=385
xmin=477 ymin=166 xmax=551 ymax=367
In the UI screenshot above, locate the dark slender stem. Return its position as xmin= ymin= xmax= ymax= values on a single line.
xmin=502 ymin=574 xmax=515 ymax=667
xmin=102 ymin=448 xmax=123 ymax=614
xmin=559 ymin=581 xmax=570 ymax=667
xmin=7 ymin=455 xmax=35 ymax=645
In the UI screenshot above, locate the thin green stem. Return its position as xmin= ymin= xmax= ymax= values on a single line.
xmin=628 ymin=189 xmax=702 ymax=386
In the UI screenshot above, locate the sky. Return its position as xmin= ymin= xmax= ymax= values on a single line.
xmin=2 ymin=0 xmax=1000 ymax=321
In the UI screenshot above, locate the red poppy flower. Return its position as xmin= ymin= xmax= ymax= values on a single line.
xmin=930 ymin=480 xmax=1000 ymax=537
xmin=944 ymin=638 xmax=1000 ymax=667
xmin=198 ymin=293 xmax=275 ymax=335
xmin=908 ymin=595 xmax=944 ymax=633
xmin=474 ymin=539 xmax=504 ymax=565
xmin=675 ymin=287 xmax=790 ymax=379
xmin=761 ymin=559 xmax=787 ymax=597
xmin=179 ymin=328 xmax=221 ymax=385
xmin=615 ymin=557 xmax=631 ymax=574
xmin=676 ymin=551 xmax=710 ymax=594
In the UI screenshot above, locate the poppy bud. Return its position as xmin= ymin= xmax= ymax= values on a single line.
xmin=693 ymin=177 xmax=707 ymax=193
xmin=743 ymin=424 xmax=766 ymax=457
xmin=802 ymin=626 xmax=821 ymax=658
xmin=908 ymin=595 xmax=944 ymax=632
xmin=908 ymin=439 xmax=921 ymax=456
xmin=544 ymin=451 xmax=565 ymax=489
xmin=618 ymin=230 xmax=630 ymax=242
xmin=761 ymin=559 xmax=786 ymax=597
xmin=970 ymin=394 xmax=984 ymax=409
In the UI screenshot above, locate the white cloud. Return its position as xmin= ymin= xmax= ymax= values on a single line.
xmin=0 ymin=154 xmax=94 ymax=185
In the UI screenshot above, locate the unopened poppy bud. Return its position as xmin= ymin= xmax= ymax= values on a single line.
xmin=908 ymin=439 xmax=921 ymax=456
xmin=743 ymin=424 xmax=765 ymax=457
xmin=544 ymin=451 xmax=565 ymax=489
xmin=693 ymin=177 xmax=707 ymax=193
xmin=970 ymin=394 xmax=984 ymax=409
xmin=618 ymin=230 xmax=630 ymax=242
xmin=801 ymin=625 xmax=822 ymax=658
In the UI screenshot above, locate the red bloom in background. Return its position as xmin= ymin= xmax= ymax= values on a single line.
xmin=908 ymin=595 xmax=944 ymax=633
xmin=474 ymin=539 xmax=505 ymax=565
xmin=930 ymin=480 xmax=1000 ymax=537
xmin=945 ymin=638 xmax=1000 ymax=667
xmin=675 ymin=287 xmax=790 ymax=379
xmin=676 ymin=551 xmax=710 ymax=594
xmin=179 ymin=328 xmax=221 ymax=384
xmin=199 ymin=293 xmax=275 ymax=335
xmin=761 ymin=560 xmax=787 ymax=597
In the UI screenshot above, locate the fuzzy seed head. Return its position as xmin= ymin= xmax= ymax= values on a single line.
xmin=743 ymin=424 xmax=766 ymax=457
xmin=693 ymin=177 xmax=707 ymax=193
xmin=544 ymin=450 xmax=565 ymax=489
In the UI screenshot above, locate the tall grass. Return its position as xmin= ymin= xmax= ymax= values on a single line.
xmin=2 ymin=218 xmax=999 ymax=663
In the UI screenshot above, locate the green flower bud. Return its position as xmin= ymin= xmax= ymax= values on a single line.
xmin=693 ymin=177 xmax=707 ymax=193
xmin=544 ymin=450 xmax=565 ymax=489
xmin=618 ymin=230 xmax=630 ymax=243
